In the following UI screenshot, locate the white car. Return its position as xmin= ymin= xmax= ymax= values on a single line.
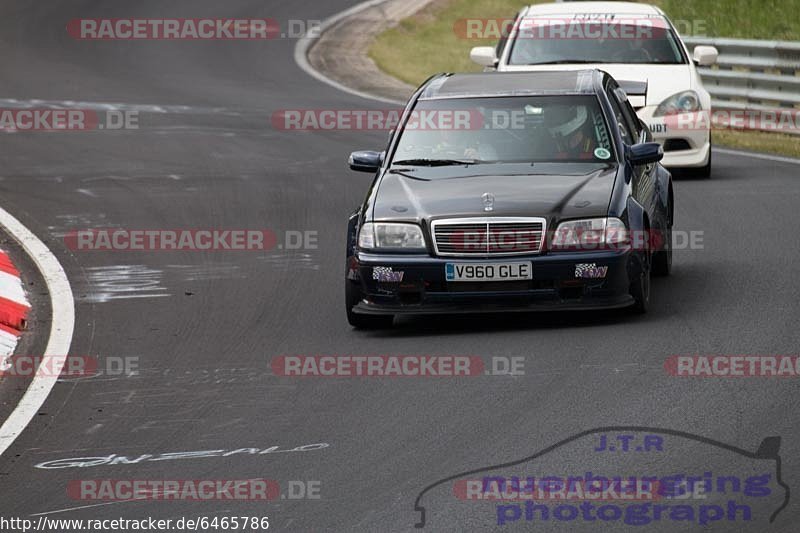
xmin=471 ymin=1 xmax=718 ymax=177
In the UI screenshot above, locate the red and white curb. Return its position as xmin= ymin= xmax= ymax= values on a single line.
xmin=0 ymin=205 xmax=74 ymax=458
xmin=0 ymin=249 xmax=30 ymax=368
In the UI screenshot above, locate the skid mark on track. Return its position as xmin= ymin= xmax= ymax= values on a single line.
xmin=0 ymin=98 xmax=236 ymax=116
xmin=75 ymin=188 xmax=98 ymax=198
xmin=259 ymin=252 xmax=319 ymax=271
xmin=165 ymin=264 xmax=245 ymax=282
xmin=47 ymin=213 xmax=116 ymax=238
xmin=85 ymin=423 xmax=103 ymax=435
xmin=77 ymin=367 xmax=300 ymax=439
xmin=83 ymin=366 xmax=289 ymax=389
xmin=75 ymin=264 xmax=248 ymax=303
xmin=129 ymin=419 xmax=205 ymax=433
xmin=80 ymin=265 xmax=168 ymax=303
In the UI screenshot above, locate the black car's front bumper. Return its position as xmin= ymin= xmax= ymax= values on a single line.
xmin=347 ymin=249 xmax=638 ymax=316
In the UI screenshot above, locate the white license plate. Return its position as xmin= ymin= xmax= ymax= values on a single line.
xmin=445 ymin=262 xmax=532 ymax=282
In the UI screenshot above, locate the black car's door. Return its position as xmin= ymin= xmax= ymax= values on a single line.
xmin=607 ymin=82 xmax=657 ymax=219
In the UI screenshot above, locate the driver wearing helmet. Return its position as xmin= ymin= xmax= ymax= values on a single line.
xmin=546 ymin=105 xmax=597 ymax=159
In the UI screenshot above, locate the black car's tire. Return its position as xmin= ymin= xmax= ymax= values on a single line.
xmin=346 ymin=280 xmax=394 ymax=329
xmin=630 ymin=252 xmax=651 ymax=314
xmin=652 ymin=225 xmax=672 ymax=277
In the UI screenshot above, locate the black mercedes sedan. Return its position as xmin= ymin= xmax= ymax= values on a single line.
xmin=345 ymin=70 xmax=673 ymax=328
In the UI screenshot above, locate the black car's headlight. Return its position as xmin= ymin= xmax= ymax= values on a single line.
xmin=653 ymin=90 xmax=701 ymax=117
xmin=358 ymin=222 xmax=426 ymax=251
xmin=550 ymin=217 xmax=629 ymax=251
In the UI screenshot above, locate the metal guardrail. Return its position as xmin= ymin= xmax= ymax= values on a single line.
xmin=683 ymin=36 xmax=800 ymax=134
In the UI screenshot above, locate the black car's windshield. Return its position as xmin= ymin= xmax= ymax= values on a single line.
xmin=391 ymin=95 xmax=614 ymax=166
xmin=507 ymin=16 xmax=686 ymax=65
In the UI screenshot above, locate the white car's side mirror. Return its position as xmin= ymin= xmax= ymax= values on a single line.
xmin=692 ymin=45 xmax=718 ymax=66
xmin=470 ymin=46 xmax=498 ymax=67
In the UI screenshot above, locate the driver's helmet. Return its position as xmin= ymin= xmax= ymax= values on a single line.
xmin=545 ymin=105 xmax=589 ymax=139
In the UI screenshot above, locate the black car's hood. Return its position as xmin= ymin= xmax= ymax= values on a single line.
xmin=372 ymin=164 xmax=617 ymax=225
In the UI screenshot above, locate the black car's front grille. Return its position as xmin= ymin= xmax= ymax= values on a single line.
xmin=432 ymin=218 xmax=546 ymax=257
xmin=433 ymin=223 xmax=488 ymax=255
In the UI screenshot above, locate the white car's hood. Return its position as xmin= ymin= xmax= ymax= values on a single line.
xmin=501 ymin=64 xmax=692 ymax=107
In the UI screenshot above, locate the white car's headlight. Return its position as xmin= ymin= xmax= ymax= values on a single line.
xmin=551 ymin=218 xmax=629 ymax=251
xmin=358 ymin=222 xmax=426 ymax=250
xmin=653 ymin=90 xmax=701 ymax=117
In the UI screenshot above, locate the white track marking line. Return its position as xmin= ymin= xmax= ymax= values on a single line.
xmin=0 ymin=206 xmax=75 ymax=456
xmin=294 ymin=0 xmax=405 ymax=105
xmin=715 ymin=147 xmax=800 ymax=165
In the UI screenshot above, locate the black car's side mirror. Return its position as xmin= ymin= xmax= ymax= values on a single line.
xmin=349 ymin=151 xmax=382 ymax=173
xmin=628 ymin=142 xmax=663 ymax=166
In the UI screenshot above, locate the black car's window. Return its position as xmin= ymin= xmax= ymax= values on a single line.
xmin=613 ymin=86 xmax=643 ymax=140
xmin=392 ymin=96 xmax=614 ymax=165
xmin=606 ymin=86 xmax=635 ymax=145
xmin=507 ymin=15 xmax=686 ymax=66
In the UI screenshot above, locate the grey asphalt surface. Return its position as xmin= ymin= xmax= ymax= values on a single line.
xmin=0 ymin=1 xmax=799 ymax=532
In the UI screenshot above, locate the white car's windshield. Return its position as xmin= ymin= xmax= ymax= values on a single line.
xmin=507 ymin=16 xmax=686 ymax=65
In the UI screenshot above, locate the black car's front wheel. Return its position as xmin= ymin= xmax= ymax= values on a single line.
xmin=630 ymin=250 xmax=651 ymax=314
xmin=652 ymin=224 xmax=672 ymax=276
xmin=346 ymin=280 xmax=394 ymax=329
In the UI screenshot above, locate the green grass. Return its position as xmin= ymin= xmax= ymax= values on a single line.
xmin=714 ymin=129 xmax=800 ymax=158
xmin=369 ymin=0 xmax=800 ymax=159
xmin=369 ymin=0 xmax=522 ymax=86
xmin=652 ymin=0 xmax=800 ymax=40
xmin=369 ymin=0 xmax=529 ymax=86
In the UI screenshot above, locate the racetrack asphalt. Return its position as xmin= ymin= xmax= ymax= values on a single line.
xmin=0 ymin=1 xmax=799 ymax=531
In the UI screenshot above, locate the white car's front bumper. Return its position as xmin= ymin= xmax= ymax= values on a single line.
xmin=637 ymin=107 xmax=711 ymax=168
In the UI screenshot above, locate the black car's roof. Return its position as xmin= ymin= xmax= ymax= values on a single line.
xmin=419 ymin=70 xmax=603 ymax=100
